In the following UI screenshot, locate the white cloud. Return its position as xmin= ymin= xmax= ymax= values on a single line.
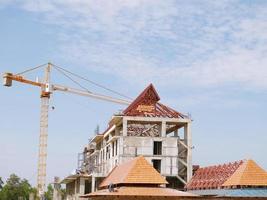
xmin=2 ymin=0 xmax=267 ymax=90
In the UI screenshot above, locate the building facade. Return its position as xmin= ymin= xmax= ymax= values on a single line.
xmin=62 ymin=84 xmax=193 ymax=199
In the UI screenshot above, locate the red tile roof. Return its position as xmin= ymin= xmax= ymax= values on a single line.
xmin=123 ymin=84 xmax=187 ymax=118
xmin=99 ymin=156 xmax=168 ymax=188
xmin=186 ymin=159 xmax=267 ymax=190
xmin=185 ymin=160 xmax=244 ymax=190
xmin=82 ymin=186 xmax=197 ymax=197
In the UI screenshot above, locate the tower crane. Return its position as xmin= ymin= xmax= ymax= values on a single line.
xmin=3 ymin=63 xmax=131 ymax=199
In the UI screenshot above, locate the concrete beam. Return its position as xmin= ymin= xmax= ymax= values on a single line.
xmin=177 ymin=175 xmax=187 ymax=185
xmin=178 ymin=149 xmax=187 ymax=156
xmin=103 ymin=125 xmax=116 ymax=138
xmin=178 ymin=158 xmax=188 ymax=167
xmin=166 ymin=124 xmax=183 ymax=134
xmin=124 ymin=116 xmax=191 ymax=123
xmin=178 ymin=140 xmax=188 ymax=149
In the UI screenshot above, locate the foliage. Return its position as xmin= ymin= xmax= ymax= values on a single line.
xmin=0 ymin=174 xmax=37 ymax=200
xmin=0 ymin=177 xmax=4 ymax=189
xmin=44 ymin=184 xmax=53 ymax=200
xmin=0 ymin=174 xmax=67 ymax=200
xmin=60 ymin=188 xmax=66 ymax=199
xmin=45 ymin=183 xmax=67 ymax=200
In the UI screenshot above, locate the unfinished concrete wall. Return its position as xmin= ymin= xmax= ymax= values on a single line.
xmin=77 ymin=115 xmax=193 ymax=193
xmin=118 ymin=136 xmax=178 ymax=176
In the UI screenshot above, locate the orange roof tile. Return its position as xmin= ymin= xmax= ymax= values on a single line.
xmin=82 ymin=186 xmax=198 ymax=197
xmin=99 ymin=156 xmax=168 ymax=188
xmin=222 ymin=159 xmax=267 ymax=187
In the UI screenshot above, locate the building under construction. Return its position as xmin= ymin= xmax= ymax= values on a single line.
xmin=61 ymin=84 xmax=193 ymax=199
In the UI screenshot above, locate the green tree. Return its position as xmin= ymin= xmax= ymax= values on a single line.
xmin=29 ymin=187 xmax=39 ymax=200
xmin=0 ymin=174 xmax=33 ymax=200
xmin=0 ymin=177 xmax=4 ymax=189
xmin=0 ymin=177 xmax=4 ymax=200
xmin=44 ymin=184 xmax=53 ymax=200
xmin=60 ymin=188 xmax=66 ymax=200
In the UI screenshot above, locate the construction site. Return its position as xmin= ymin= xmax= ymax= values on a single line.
xmin=2 ymin=63 xmax=267 ymax=200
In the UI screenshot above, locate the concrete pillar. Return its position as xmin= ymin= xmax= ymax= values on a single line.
xmin=184 ymin=122 xmax=192 ymax=181
xmin=91 ymin=176 xmax=95 ymax=193
xmin=122 ymin=118 xmax=127 ymax=136
xmin=118 ymin=137 xmax=124 ymax=162
xmin=161 ymin=121 xmax=166 ymax=137
xmin=53 ymin=177 xmax=62 ymax=200
xmin=74 ymin=179 xmax=77 ymax=193
xmin=111 ymin=142 xmax=114 ymax=157
xmin=79 ymin=178 xmax=85 ymax=195
xmin=174 ymin=129 xmax=178 ymax=137
xmin=110 ymin=142 xmax=114 ymax=168
xmin=115 ymin=140 xmax=118 ymax=156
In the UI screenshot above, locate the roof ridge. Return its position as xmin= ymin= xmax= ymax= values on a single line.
xmin=197 ymin=159 xmax=244 ymax=170
xmin=122 ymin=84 xmax=185 ymax=118
xmin=233 ymin=160 xmax=248 ymax=184
xmin=123 ymin=84 xmax=160 ymax=114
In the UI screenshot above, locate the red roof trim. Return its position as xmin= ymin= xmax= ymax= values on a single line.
xmin=123 ymin=83 xmax=160 ymax=114
xmin=123 ymin=84 xmax=187 ymax=119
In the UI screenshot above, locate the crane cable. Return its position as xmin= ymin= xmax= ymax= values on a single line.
xmin=52 ymin=64 xmax=133 ymax=100
xmin=14 ymin=62 xmax=132 ymax=100
xmin=53 ymin=65 xmax=92 ymax=93
xmin=15 ymin=63 xmax=48 ymax=75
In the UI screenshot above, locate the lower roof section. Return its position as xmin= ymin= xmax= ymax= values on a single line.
xmin=82 ymin=186 xmax=197 ymax=197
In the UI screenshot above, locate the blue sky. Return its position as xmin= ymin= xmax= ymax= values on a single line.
xmin=0 ymin=0 xmax=267 ymax=186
